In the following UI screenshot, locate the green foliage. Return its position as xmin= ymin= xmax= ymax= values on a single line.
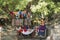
xmin=0 ymin=0 xmax=60 ymax=20
xmin=30 ymin=0 xmax=60 ymax=18
xmin=0 ymin=0 xmax=32 ymax=18
xmin=0 ymin=0 xmax=32 ymax=12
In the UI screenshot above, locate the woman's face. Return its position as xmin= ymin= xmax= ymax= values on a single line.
xmin=40 ymin=19 xmax=45 ymax=26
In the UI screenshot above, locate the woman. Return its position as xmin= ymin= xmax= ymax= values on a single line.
xmin=38 ymin=19 xmax=46 ymax=37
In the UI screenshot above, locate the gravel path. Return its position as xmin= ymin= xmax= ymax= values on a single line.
xmin=1 ymin=29 xmax=17 ymax=40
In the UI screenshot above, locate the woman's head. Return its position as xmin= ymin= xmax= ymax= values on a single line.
xmin=40 ymin=19 xmax=45 ymax=26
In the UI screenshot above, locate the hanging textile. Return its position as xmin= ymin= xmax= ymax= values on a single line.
xmin=10 ymin=12 xmax=15 ymax=18
xmin=24 ymin=19 xmax=28 ymax=25
xmin=12 ymin=19 xmax=15 ymax=26
xmin=20 ymin=19 xmax=23 ymax=25
xmin=27 ymin=12 xmax=31 ymax=18
xmin=19 ymin=11 xmax=23 ymax=19
xmin=15 ymin=19 xmax=20 ymax=26
xmin=23 ymin=25 xmax=29 ymax=32
xmin=12 ymin=11 xmax=19 ymax=19
xmin=18 ymin=29 xmax=34 ymax=35
xmin=22 ymin=29 xmax=34 ymax=35
xmin=23 ymin=14 xmax=27 ymax=19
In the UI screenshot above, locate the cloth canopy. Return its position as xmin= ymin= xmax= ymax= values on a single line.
xmin=17 ymin=28 xmax=34 ymax=35
xmin=21 ymin=29 xmax=34 ymax=35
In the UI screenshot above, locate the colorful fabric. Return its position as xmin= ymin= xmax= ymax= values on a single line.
xmin=12 ymin=19 xmax=15 ymax=26
xmin=24 ymin=19 xmax=27 ymax=25
xmin=28 ymin=13 xmax=30 ymax=17
xmin=15 ymin=19 xmax=20 ymax=26
xmin=18 ymin=29 xmax=23 ymax=32
xmin=14 ymin=12 xmax=18 ymax=16
xmin=20 ymin=19 xmax=23 ymax=25
xmin=20 ymin=12 xmax=23 ymax=19
xmin=10 ymin=12 xmax=14 ymax=15
xmin=23 ymin=14 xmax=27 ymax=19
xmin=15 ymin=12 xmax=20 ymax=19
xmin=21 ymin=29 xmax=34 ymax=35
xmin=23 ymin=25 xmax=29 ymax=32
xmin=19 ymin=11 xmax=22 ymax=15
xmin=10 ymin=12 xmax=14 ymax=18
